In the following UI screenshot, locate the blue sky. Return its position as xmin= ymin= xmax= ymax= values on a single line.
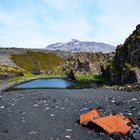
xmin=0 ymin=0 xmax=140 ymax=48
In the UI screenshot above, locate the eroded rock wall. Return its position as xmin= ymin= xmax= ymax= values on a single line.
xmin=110 ymin=25 xmax=140 ymax=84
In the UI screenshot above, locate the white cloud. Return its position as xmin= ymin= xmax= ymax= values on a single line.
xmin=93 ymin=0 xmax=140 ymax=45
xmin=0 ymin=0 xmax=140 ymax=48
xmin=0 ymin=8 xmax=48 ymax=48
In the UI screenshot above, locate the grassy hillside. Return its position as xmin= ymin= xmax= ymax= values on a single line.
xmin=0 ymin=65 xmax=24 ymax=79
xmin=11 ymin=51 xmax=65 ymax=75
xmin=6 ymin=50 xmax=112 ymax=83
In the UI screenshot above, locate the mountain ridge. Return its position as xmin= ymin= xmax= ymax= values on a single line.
xmin=46 ymin=39 xmax=115 ymax=53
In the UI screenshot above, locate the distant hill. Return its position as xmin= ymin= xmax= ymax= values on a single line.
xmin=46 ymin=39 xmax=115 ymax=53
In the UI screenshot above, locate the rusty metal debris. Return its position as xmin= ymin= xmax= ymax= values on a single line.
xmin=80 ymin=108 xmax=140 ymax=139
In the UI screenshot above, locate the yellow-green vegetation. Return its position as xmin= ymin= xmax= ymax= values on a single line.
xmin=92 ymin=75 xmax=111 ymax=84
xmin=104 ymin=63 xmax=111 ymax=69
xmin=11 ymin=51 xmax=65 ymax=75
xmin=76 ymin=74 xmax=111 ymax=84
xmin=124 ymin=63 xmax=133 ymax=70
xmin=8 ymin=72 xmax=36 ymax=82
xmin=8 ymin=74 xmax=66 ymax=83
xmin=76 ymin=74 xmax=93 ymax=80
xmin=0 ymin=65 xmax=24 ymax=77
xmin=8 ymin=71 xmax=42 ymax=82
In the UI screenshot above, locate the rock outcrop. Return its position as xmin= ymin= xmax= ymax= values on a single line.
xmin=63 ymin=52 xmax=113 ymax=79
xmin=0 ymin=65 xmax=24 ymax=80
xmin=0 ymin=47 xmax=114 ymax=80
xmin=109 ymin=24 xmax=140 ymax=84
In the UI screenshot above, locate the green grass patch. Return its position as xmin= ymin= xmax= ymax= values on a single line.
xmin=8 ymin=73 xmax=66 ymax=83
xmin=11 ymin=51 xmax=65 ymax=74
xmin=0 ymin=65 xmax=24 ymax=78
xmin=76 ymin=75 xmax=94 ymax=80
xmin=92 ymin=75 xmax=111 ymax=84
xmin=76 ymin=74 xmax=111 ymax=84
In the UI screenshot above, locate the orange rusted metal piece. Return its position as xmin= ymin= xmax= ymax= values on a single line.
xmin=80 ymin=109 xmax=134 ymax=135
xmin=80 ymin=109 xmax=101 ymax=124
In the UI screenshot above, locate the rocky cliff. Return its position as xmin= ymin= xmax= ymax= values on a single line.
xmin=10 ymin=50 xmax=114 ymax=80
xmin=0 ymin=48 xmax=114 ymax=81
xmin=109 ymin=25 xmax=140 ymax=84
xmin=63 ymin=52 xmax=113 ymax=79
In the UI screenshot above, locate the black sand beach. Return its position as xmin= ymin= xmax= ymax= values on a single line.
xmin=0 ymin=89 xmax=140 ymax=140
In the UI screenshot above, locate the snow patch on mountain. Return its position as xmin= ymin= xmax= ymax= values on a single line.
xmin=46 ymin=39 xmax=115 ymax=53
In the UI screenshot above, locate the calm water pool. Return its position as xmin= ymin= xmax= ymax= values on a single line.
xmin=16 ymin=78 xmax=75 ymax=89
xmin=13 ymin=78 xmax=100 ymax=90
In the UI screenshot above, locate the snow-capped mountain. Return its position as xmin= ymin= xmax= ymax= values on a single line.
xmin=46 ymin=39 xmax=115 ymax=53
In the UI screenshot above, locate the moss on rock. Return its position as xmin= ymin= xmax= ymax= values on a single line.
xmin=11 ymin=51 xmax=65 ymax=75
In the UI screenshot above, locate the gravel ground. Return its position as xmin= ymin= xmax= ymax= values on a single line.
xmin=0 ymin=89 xmax=140 ymax=140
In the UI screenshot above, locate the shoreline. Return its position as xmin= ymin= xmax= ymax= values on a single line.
xmin=0 ymin=75 xmax=105 ymax=93
xmin=0 ymin=76 xmax=139 ymax=93
xmin=0 ymin=78 xmax=40 ymax=93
